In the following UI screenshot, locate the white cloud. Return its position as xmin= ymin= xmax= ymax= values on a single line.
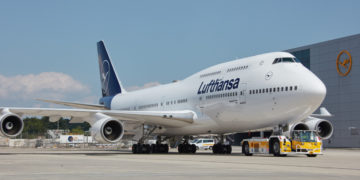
xmin=126 ymin=81 xmax=161 ymax=92
xmin=0 ymin=72 xmax=91 ymax=104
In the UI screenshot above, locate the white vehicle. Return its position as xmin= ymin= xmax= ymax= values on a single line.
xmin=190 ymin=139 xmax=215 ymax=150
xmin=0 ymin=41 xmax=333 ymax=154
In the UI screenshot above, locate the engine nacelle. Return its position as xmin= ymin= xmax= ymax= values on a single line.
xmin=290 ymin=122 xmax=310 ymax=131
xmin=90 ymin=114 xmax=124 ymax=144
xmin=0 ymin=112 xmax=24 ymax=138
xmin=283 ymin=122 xmax=310 ymax=138
xmin=304 ymin=117 xmax=333 ymax=139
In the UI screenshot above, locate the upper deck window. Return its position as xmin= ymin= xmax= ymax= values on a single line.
xmin=273 ymin=57 xmax=301 ymax=64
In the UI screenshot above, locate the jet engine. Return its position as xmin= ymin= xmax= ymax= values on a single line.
xmin=287 ymin=117 xmax=334 ymax=140
xmin=304 ymin=117 xmax=333 ymax=139
xmin=290 ymin=122 xmax=310 ymax=131
xmin=0 ymin=111 xmax=24 ymax=137
xmin=90 ymin=114 xmax=124 ymax=143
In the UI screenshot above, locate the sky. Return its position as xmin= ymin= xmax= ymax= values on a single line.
xmin=0 ymin=0 xmax=360 ymax=107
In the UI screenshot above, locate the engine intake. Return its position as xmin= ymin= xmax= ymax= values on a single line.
xmin=305 ymin=117 xmax=333 ymax=139
xmin=0 ymin=112 xmax=24 ymax=137
xmin=91 ymin=114 xmax=124 ymax=143
xmin=290 ymin=122 xmax=309 ymax=131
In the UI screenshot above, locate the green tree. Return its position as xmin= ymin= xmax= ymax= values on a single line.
xmin=20 ymin=117 xmax=91 ymax=138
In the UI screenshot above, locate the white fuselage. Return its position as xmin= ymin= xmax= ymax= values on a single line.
xmin=110 ymin=52 xmax=326 ymax=136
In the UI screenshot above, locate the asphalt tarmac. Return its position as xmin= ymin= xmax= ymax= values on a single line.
xmin=0 ymin=147 xmax=359 ymax=180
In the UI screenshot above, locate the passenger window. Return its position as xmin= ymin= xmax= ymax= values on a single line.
xmin=269 ymin=88 xmax=272 ymax=93
xmin=285 ymin=87 xmax=288 ymax=91
xmin=290 ymin=86 xmax=293 ymax=91
xmin=281 ymin=87 xmax=284 ymax=91
xmin=277 ymin=87 xmax=280 ymax=92
xmin=266 ymin=88 xmax=268 ymax=93
xmin=295 ymin=86 xmax=298 ymax=90
xmin=273 ymin=88 xmax=276 ymax=92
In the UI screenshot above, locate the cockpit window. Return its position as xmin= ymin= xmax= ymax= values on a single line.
xmin=294 ymin=58 xmax=301 ymax=63
xmin=272 ymin=57 xmax=300 ymax=64
xmin=282 ymin=58 xmax=294 ymax=62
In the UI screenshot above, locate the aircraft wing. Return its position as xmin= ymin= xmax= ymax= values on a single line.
xmin=1 ymin=107 xmax=196 ymax=128
xmin=36 ymin=99 xmax=107 ymax=110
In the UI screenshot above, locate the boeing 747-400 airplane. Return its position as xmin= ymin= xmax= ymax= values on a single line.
xmin=0 ymin=41 xmax=333 ymax=154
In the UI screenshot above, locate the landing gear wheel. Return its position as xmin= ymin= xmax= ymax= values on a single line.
xmin=307 ymin=154 xmax=317 ymax=157
xmin=178 ymin=144 xmax=184 ymax=153
xmin=177 ymin=143 xmax=197 ymax=154
xmin=132 ymin=143 xmax=158 ymax=154
xmin=272 ymin=140 xmax=281 ymax=156
xmin=242 ymin=142 xmax=252 ymax=156
xmin=226 ymin=145 xmax=232 ymax=154
xmin=151 ymin=144 xmax=169 ymax=153
xmin=132 ymin=144 xmax=138 ymax=154
xmin=191 ymin=144 xmax=197 ymax=153
xmin=212 ymin=143 xmax=232 ymax=154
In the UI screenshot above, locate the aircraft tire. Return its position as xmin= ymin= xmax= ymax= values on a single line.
xmin=191 ymin=144 xmax=197 ymax=153
xmin=226 ymin=145 xmax=232 ymax=154
xmin=132 ymin=144 xmax=138 ymax=154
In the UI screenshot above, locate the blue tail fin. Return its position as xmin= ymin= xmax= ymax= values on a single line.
xmin=97 ymin=41 xmax=125 ymax=97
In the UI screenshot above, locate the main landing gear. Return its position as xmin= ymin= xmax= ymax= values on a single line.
xmin=131 ymin=126 xmax=169 ymax=154
xmin=178 ymin=136 xmax=197 ymax=154
xmin=212 ymin=134 xmax=232 ymax=154
xmin=132 ymin=143 xmax=169 ymax=154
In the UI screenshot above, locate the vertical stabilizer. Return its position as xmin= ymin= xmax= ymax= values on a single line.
xmin=97 ymin=40 xmax=126 ymax=97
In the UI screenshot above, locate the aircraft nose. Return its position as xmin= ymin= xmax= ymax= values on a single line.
xmin=303 ymin=75 xmax=326 ymax=105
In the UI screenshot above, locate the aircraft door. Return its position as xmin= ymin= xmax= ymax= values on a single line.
xmin=239 ymin=83 xmax=247 ymax=104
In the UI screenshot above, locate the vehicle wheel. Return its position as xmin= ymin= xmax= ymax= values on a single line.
xmin=242 ymin=142 xmax=252 ymax=156
xmin=307 ymin=154 xmax=317 ymax=157
xmin=272 ymin=140 xmax=280 ymax=156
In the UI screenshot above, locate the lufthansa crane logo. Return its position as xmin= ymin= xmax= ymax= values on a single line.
xmin=336 ymin=50 xmax=352 ymax=76
xmin=101 ymin=60 xmax=111 ymax=93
